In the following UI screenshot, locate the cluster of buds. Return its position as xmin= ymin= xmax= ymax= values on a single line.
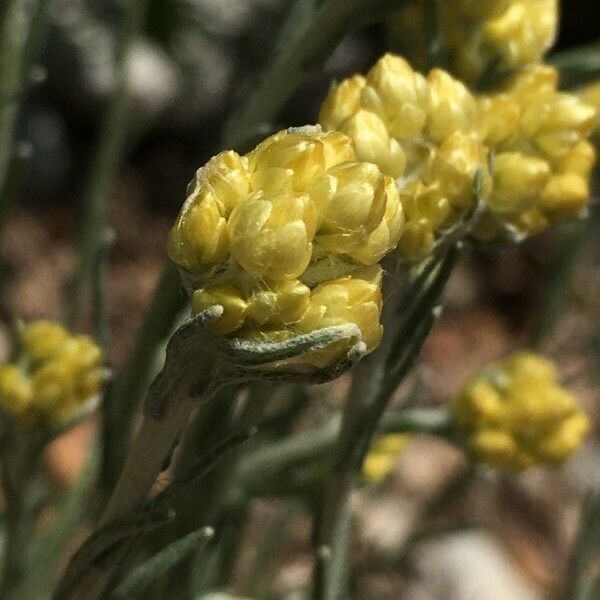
xmin=454 ymin=352 xmax=589 ymax=470
xmin=168 ymin=126 xmax=404 ymax=367
xmin=438 ymin=0 xmax=558 ymax=82
xmin=362 ymin=434 xmax=410 ymax=483
xmin=319 ymin=53 xmax=491 ymax=260
xmin=477 ymin=65 xmax=597 ymax=237
xmin=0 ymin=321 xmax=104 ymax=427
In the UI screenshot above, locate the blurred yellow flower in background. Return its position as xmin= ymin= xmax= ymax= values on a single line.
xmin=478 ymin=65 xmax=597 ymax=237
xmin=454 ymin=352 xmax=589 ymax=470
xmin=169 ymin=126 xmax=404 ymax=364
xmin=439 ymin=0 xmax=558 ymax=82
xmin=362 ymin=434 xmax=410 ymax=483
xmin=0 ymin=321 xmax=104 ymax=427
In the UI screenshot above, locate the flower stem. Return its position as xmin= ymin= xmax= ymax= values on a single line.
xmin=222 ymin=0 xmax=409 ymax=149
xmin=66 ymin=0 xmax=148 ymax=331
xmin=0 ymin=426 xmax=43 ymax=597
xmin=54 ymin=310 xmax=227 ymax=600
xmin=312 ymin=245 xmax=459 ymax=600
xmin=102 ymin=262 xmax=185 ymax=493
xmin=0 ymin=0 xmax=29 ymax=214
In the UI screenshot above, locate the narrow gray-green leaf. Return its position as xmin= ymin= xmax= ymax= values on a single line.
xmin=112 ymin=527 xmax=214 ymax=599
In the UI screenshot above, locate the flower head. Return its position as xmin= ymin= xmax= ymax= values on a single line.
xmin=169 ymin=126 xmax=404 ymax=365
xmin=454 ymin=352 xmax=589 ymax=470
xmin=0 ymin=321 xmax=104 ymax=427
xmin=319 ymin=53 xmax=489 ymax=260
xmin=478 ymin=65 xmax=597 ymax=236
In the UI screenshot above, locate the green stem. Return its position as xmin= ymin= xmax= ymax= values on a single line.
xmin=0 ymin=0 xmax=29 ymax=210
xmin=0 ymin=141 xmax=31 ymax=231
xmin=54 ymin=310 xmax=228 ymax=600
xmin=245 ymin=502 xmax=299 ymax=597
xmin=66 ymin=0 xmax=148 ymax=330
xmin=0 ymin=426 xmax=43 ymax=598
xmin=221 ymin=0 xmax=408 ymax=149
xmin=236 ymin=407 xmax=451 ymax=497
xmin=561 ymin=489 xmax=600 ymax=600
xmin=312 ymin=245 xmax=459 ymax=600
xmin=102 ymin=262 xmax=185 ymax=493
xmin=58 ymin=387 xmax=207 ymax=600
xmin=531 ymin=220 xmax=589 ymax=348
xmin=11 ymin=444 xmax=99 ymax=600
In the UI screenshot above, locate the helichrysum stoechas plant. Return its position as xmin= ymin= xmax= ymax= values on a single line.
xmin=319 ymin=53 xmax=491 ymax=260
xmin=362 ymin=434 xmax=410 ymax=483
xmin=454 ymin=352 xmax=589 ymax=470
xmin=477 ymin=65 xmax=597 ymax=238
xmin=438 ymin=0 xmax=558 ymax=82
xmin=168 ymin=125 xmax=404 ymax=366
xmin=0 ymin=320 xmax=103 ymax=427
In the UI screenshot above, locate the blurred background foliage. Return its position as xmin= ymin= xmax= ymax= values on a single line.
xmin=0 ymin=1 xmax=599 ymax=599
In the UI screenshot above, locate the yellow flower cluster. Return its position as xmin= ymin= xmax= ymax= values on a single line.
xmin=362 ymin=434 xmax=410 ymax=483
xmin=0 ymin=321 xmax=103 ymax=427
xmin=320 ymin=54 xmax=596 ymax=245
xmin=478 ymin=66 xmax=597 ymax=237
xmin=454 ymin=352 xmax=589 ymax=470
xmin=168 ymin=126 xmax=404 ymax=363
xmin=319 ymin=53 xmax=490 ymax=260
xmin=438 ymin=0 xmax=558 ymax=82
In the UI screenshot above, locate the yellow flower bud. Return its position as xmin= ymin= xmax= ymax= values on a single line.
xmin=228 ymin=192 xmax=316 ymax=280
xmin=0 ymin=322 xmax=103 ymax=427
xmin=298 ymin=266 xmax=383 ymax=354
xmin=427 ymin=131 xmax=491 ymax=211
xmin=397 ymin=220 xmax=436 ymax=261
xmin=482 ymin=0 xmax=558 ymax=67
xmin=488 ymin=152 xmax=550 ymax=214
xmin=171 ymin=127 xmax=403 ymax=362
xmin=362 ymin=434 xmax=410 ymax=483
xmin=521 ymin=92 xmax=596 ymax=160
xmin=311 ymin=161 xmax=386 ymax=236
xmin=22 ymin=320 xmax=70 ymax=362
xmin=581 ymin=81 xmax=600 ymax=134
xmin=426 ymin=69 xmax=478 ymax=143
xmin=0 ymin=365 xmax=32 ymax=418
xmin=345 ymin=177 xmax=404 ymax=265
xmin=339 ymin=110 xmax=406 ymax=178
xmin=538 ymin=173 xmax=589 ymax=218
xmin=477 ymin=94 xmax=520 ymax=147
xmin=318 ymin=75 xmax=366 ymax=132
xmin=556 ymin=141 xmax=596 ymax=177
xmin=438 ymin=0 xmax=558 ymax=82
xmin=192 ymin=284 xmax=248 ymax=334
xmin=168 ymin=151 xmax=251 ymax=272
xmin=365 ymin=53 xmax=429 ymax=139
xmin=454 ymin=352 xmax=589 ymax=470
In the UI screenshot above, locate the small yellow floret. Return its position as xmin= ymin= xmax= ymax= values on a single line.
xmin=362 ymin=434 xmax=410 ymax=483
